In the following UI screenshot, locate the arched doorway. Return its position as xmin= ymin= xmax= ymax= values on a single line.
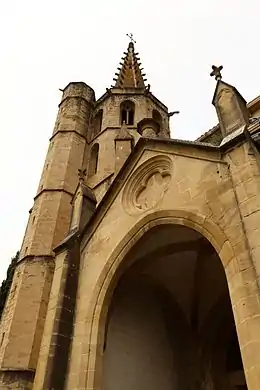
xmin=101 ymin=224 xmax=247 ymax=390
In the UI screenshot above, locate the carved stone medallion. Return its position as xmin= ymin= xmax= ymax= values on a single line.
xmin=122 ymin=155 xmax=172 ymax=215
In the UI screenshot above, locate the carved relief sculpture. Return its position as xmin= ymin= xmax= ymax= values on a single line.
xmin=122 ymin=155 xmax=172 ymax=215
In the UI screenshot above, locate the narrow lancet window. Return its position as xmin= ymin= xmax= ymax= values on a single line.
xmin=152 ymin=109 xmax=162 ymax=127
xmin=93 ymin=109 xmax=103 ymax=136
xmin=88 ymin=143 xmax=99 ymax=177
xmin=120 ymin=101 xmax=135 ymax=125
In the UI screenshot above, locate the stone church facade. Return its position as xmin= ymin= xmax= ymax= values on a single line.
xmin=0 ymin=40 xmax=260 ymax=389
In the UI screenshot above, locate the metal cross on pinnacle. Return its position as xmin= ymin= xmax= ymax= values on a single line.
xmin=210 ymin=65 xmax=223 ymax=81
xmin=126 ymin=33 xmax=136 ymax=44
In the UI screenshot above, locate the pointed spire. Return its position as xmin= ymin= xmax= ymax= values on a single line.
xmin=113 ymin=37 xmax=146 ymax=89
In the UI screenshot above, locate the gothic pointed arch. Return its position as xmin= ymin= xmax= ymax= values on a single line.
xmin=75 ymin=210 xmax=246 ymax=389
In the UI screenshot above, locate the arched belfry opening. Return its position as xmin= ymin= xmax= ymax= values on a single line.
xmin=120 ymin=100 xmax=135 ymax=125
xmin=101 ymin=224 xmax=247 ymax=390
xmin=152 ymin=109 xmax=162 ymax=128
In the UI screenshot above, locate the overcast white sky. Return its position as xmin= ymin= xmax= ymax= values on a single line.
xmin=0 ymin=0 xmax=259 ymax=281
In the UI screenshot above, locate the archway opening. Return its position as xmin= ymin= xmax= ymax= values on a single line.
xmin=102 ymin=224 xmax=247 ymax=390
xmin=152 ymin=109 xmax=162 ymax=129
xmin=120 ymin=101 xmax=135 ymax=125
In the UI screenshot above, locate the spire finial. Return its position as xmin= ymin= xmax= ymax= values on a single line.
xmin=78 ymin=168 xmax=87 ymax=182
xmin=112 ymin=35 xmax=146 ymax=89
xmin=210 ymin=65 xmax=223 ymax=81
xmin=126 ymin=33 xmax=136 ymax=44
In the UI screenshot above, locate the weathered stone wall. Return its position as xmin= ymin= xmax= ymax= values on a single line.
xmin=63 ymin=140 xmax=260 ymax=390
xmin=0 ymin=257 xmax=54 ymax=382
xmin=0 ymin=82 xmax=95 ymax=389
xmin=223 ymin=142 xmax=260 ymax=388
xmin=95 ymin=94 xmax=169 ymax=137
xmin=0 ymin=370 xmax=34 ymax=390
xmin=84 ymin=91 xmax=170 ymax=197
xmin=102 ymin=279 xmax=179 ymax=390
xmin=33 ymin=238 xmax=81 ymax=390
xmin=21 ymin=82 xmax=95 ymax=259
xmin=53 ymin=82 xmax=95 ymax=138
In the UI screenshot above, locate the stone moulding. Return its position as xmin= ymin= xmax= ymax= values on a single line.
xmin=122 ymin=155 xmax=172 ymax=215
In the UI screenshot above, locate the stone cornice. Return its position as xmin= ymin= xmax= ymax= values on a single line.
xmin=34 ymin=188 xmax=73 ymax=201
xmin=17 ymin=254 xmax=54 ymax=265
xmin=50 ymin=129 xmax=87 ymax=143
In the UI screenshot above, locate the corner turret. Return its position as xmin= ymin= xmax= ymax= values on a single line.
xmin=53 ymin=82 xmax=95 ymax=139
xmin=0 ymin=80 xmax=96 ymax=389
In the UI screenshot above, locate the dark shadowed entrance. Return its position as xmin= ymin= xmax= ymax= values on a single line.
xmin=102 ymin=224 xmax=247 ymax=390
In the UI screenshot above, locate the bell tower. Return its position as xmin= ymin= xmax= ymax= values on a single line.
xmin=0 ymin=37 xmax=173 ymax=390
xmin=85 ymin=38 xmax=171 ymax=202
xmin=0 ymin=82 xmax=95 ymax=389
